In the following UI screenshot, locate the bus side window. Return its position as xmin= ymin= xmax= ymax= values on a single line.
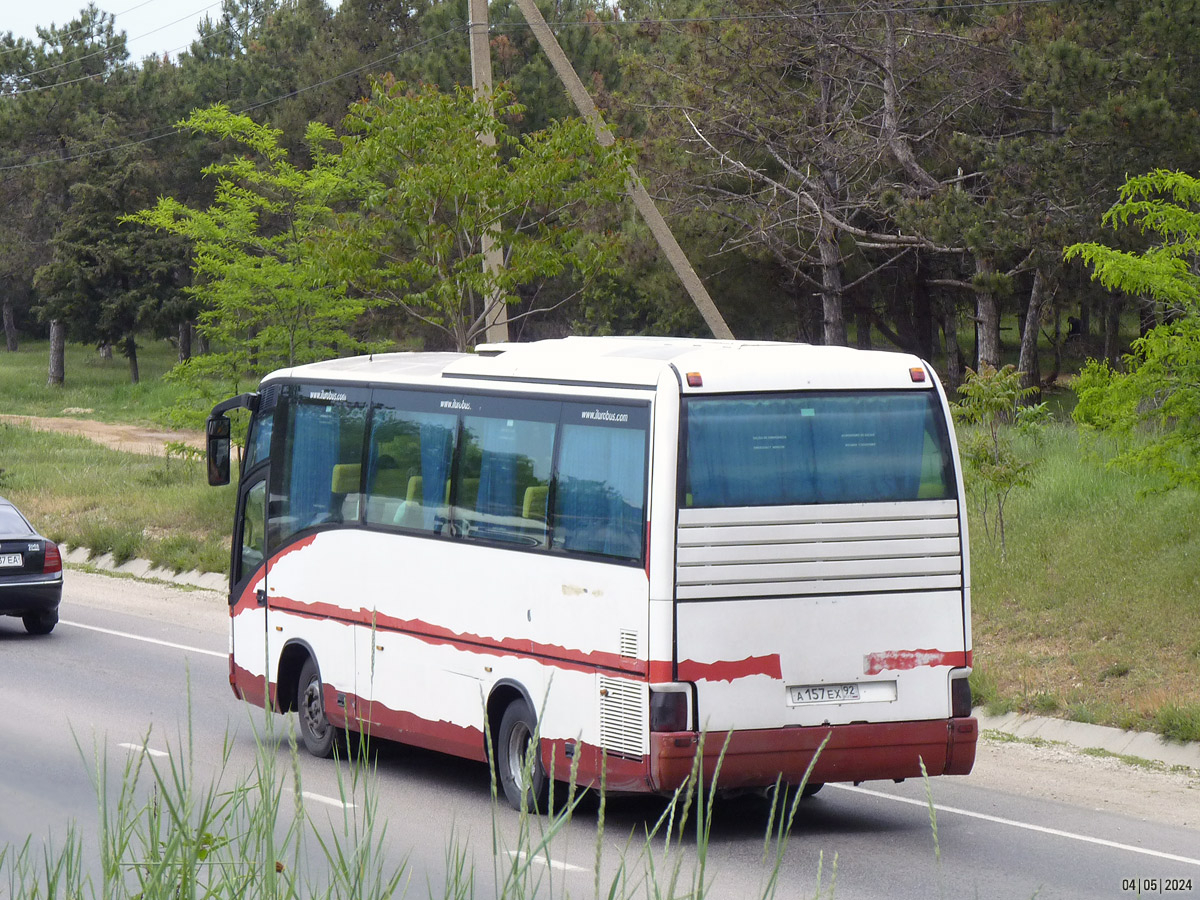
xmin=274 ymin=389 xmax=367 ymax=542
xmin=460 ymin=413 xmax=555 ymax=547
xmin=552 ymin=421 xmax=647 ymax=561
xmin=363 ymin=402 xmax=456 ymax=533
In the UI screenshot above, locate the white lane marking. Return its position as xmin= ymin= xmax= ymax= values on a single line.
xmin=117 ymin=742 xmax=168 ymax=758
xmin=302 ymin=791 xmax=357 ymax=810
xmin=829 ymin=783 xmax=1200 ymax=867
xmin=61 ymin=620 xmax=225 ymax=659
xmin=507 ymin=850 xmax=585 ymax=873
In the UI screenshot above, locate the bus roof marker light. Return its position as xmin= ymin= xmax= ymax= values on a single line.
xmin=909 ymin=367 xmax=927 ymax=383
xmin=686 ymin=372 xmax=703 ymax=388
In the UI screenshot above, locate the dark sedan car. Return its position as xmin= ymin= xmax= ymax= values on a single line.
xmin=0 ymin=497 xmax=62 ymax=634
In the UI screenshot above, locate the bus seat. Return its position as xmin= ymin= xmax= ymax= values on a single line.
xmin=330 ymin=464 xmax=361 ymax=494
xmin=406 ymin=475 xmax=424 ymax=503
xmin=522 ymin=485 xmax=549 ymax=521
xmin=372 ymin=467 xmax=407 ymax=500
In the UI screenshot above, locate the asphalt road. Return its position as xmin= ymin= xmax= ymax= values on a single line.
xmin=2 ymin=570 xmax=1198 ymax=899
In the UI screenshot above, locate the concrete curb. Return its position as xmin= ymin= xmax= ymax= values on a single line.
xmin=57 ymin=550 xmax=1200 ymax=772
xmin=62 ymin=546 xmax=226 ymax=593
xmin=976 ymin=710 xmax=1200 ymax=772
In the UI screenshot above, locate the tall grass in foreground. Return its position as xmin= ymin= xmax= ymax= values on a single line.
xmin=0 ymin=712 xmax=836 ymax=900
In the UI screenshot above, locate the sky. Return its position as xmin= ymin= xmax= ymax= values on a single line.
xmin=6 ymin=0 xmax=340 ymax=61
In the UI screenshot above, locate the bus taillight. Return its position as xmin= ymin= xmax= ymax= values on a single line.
xmin=649 ymin=688 xmax=689 ymax=732
xmin=951 ymin=671 xmax=972 ymax=718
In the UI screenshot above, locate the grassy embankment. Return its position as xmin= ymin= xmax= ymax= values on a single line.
xmin=2 ymin=338 xmax=1198 ymax=741
xmin=0 ymin=340 xmax=232 ymax=573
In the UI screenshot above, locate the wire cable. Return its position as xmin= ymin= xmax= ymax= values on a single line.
xmin=0 ymin=25 xmax=464 ymax=173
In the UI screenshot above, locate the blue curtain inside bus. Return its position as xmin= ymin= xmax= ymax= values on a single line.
xmin=289 ymin=404 xmax=341 ymax=528
xmin=684 ymin=392 xmax=952 ymax=508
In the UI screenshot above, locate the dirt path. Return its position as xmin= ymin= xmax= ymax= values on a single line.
xmin=0 ymin=414 xmax=204 ymax=456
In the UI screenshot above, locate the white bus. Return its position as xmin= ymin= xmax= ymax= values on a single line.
xmin=206 ymin=337 xmax=977 ymax=809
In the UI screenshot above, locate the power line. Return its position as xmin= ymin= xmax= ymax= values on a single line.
xmin=4 ymin=2 xmax=227 ymax=85
xmin=0 ymin=25 xmax=464 ymax=173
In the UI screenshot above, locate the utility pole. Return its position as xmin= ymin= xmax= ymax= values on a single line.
xmin=468 ymin=0 xmax=509 ymax=344
xmin=511 ymin=0 xmax=733 ymax=340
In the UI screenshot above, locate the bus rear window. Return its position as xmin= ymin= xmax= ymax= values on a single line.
xmin=683 ymin=390 xmax=955 ymax=508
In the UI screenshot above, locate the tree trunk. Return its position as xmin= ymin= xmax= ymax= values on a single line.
xmin=1138 ymin=298 xmax=1159 ymax=338
xmin=913 ymin=261 xmax=935 ymax=361
xmin=1104 ymin=297 xmax=1124 ymax=365
xmin=123 ymin=334 xmax=139 ymax=384
xmin=975 ymin=255 xmax=1002 ymax=369
xmin=2 ymin=301 xmax=16 ymax=352
xmin=99 ymin=341 xmax=113 ymax=360
xmin=197 ymin=330 xmax=210 ymax=355
xmin=1045 ymin=304 xmax=1062 ymax=386
xmin=1017 ymin=269 xmax=1045 ymax=398
xmin=47 ymin=320 xmax=65 ymax=385
xmin=818 ymin=219 xmax=847 ymax=347
xmin=855 ymin=305 xmax=872 ymax=350
xmin=178 ymin=320 xmax=192 ymax=363
xmin=941 ymin=299 xmax=964 ymax=391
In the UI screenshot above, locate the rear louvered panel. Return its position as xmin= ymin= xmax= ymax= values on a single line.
xmin=676 ymin=500 xmax=962 ymax=601
xmin=599 ymin=677 xmax=646 ymax=759
xmin=619 ymin=629 xmax=640 ymax=659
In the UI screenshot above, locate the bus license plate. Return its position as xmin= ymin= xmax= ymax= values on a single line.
xmin=0 ymin=553 xmax=22 ymax=567
xmin=788 ymin=683 xmax=861 ymax=705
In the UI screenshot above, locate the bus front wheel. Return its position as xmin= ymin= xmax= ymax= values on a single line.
xmin=497 ymin=699 xmax=549 ymax=811
xmin=297 ymin=657 xmax=335 ymax=758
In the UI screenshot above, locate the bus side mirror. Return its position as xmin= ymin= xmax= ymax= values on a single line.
xmin=207 ymin=415 xmax=232 ymax=486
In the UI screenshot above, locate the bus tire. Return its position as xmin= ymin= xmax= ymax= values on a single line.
xmin=497 ymin=699 xmax=548 ymax=812
xmin=297 ymin=657 xmax=335 ymax=759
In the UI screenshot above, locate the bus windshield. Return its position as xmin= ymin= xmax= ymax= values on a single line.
xmin=682 ymin=389 xmax=955 ymax=508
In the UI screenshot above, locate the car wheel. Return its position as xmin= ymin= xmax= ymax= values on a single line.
xmin=801 ymin=782 xmax=824 ymax=798
xmin=497 ymin=698 xmax=549 ymax=811
xmin=22 ymin=610 xmax=57 ymax=635
xmin=297 ymin=657 xmax=335 ymax=758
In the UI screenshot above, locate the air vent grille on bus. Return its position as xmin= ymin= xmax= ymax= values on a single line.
xmin=675 ymin=500 xmax=963 ymax=601
xmin=599 ymin=677 xmax=647 ymax=759
xmin=619 ymin=629 xmax=639 ymax=659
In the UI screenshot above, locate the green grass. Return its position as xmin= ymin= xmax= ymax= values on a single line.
xmin=0 ymin=423 xmax=232 ymax=573
xmin=0 ymin=339 xmax=191 ymax=425
xmin=969 ymin=423 xmax=1200 ymax=739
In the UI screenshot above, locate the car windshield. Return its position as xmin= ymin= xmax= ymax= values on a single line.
xmin=0 ymin=505 xmax=32 ymax=535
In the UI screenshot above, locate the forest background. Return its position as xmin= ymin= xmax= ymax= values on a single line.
xmin=2 ymin=0 xmax=1200 ymax=739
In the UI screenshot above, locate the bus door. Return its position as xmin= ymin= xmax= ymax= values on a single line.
xmin=228 ymin=392 xmax=276 ymax=708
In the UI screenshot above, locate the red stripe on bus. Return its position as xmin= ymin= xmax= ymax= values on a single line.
xmin=677 ymin=654 xmax=783 ymax=683
xmin=230 ymin=535 xmax=319 ymax=615
xmin=261 ymin=596 xmax=650 ymax=678
xmin=863 ymin=648 xmax=968 ymax=675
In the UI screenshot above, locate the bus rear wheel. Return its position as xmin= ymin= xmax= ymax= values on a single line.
xmin=497 ymin=699 xmax=549 ymax=811
xmin=297 ymin=657 xmax=335 ymax=758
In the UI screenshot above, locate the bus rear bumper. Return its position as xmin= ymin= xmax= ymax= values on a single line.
xmin=649 ymin=717 xmax=978 ymax=792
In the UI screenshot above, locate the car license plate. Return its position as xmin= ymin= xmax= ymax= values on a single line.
xmin=788 ymin=683 xmax=861 ymax=705
xmin=0 ymin=553 xmax=23 ymax=567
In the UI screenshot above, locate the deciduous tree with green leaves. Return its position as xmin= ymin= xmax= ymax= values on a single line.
xmin=126 ymin=105 xmax=381 ymax=407
xmin=1065 ymin=169 xmax=1200 ymax=489
xmin=323 ymin=79 xmax=631 ymax=351
xmin=953 ymin=364 xmax=1042 ymax=557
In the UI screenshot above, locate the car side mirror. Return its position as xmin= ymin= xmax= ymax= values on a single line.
xmin=207 ymin=415 xmax=232 ymax=486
